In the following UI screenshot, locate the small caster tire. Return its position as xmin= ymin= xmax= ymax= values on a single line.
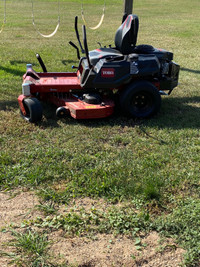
xmin=56 ymin=107 xmax=68 ymax=118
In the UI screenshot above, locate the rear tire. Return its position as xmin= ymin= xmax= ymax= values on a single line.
xmin=20 ymin=98 xmax=43 ymax=123
xmin=120 ymin=81 xmax=161 ymax=118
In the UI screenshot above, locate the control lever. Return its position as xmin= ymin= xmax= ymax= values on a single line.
xmin=82 ymin=25 xmax=92 ymax=69
xmin=75 ymin=16 xmax=85 ymax=54
xmin=36 ymin=53 xmax=47 ymax=72
xmin=69 ymin=41 xmax=80 ymax=59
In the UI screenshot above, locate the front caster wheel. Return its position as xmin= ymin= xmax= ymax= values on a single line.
xmin=56 ymin=106 xmax=69 ymax=118
xmin=20 ymin=98 xmax=43 ymax=123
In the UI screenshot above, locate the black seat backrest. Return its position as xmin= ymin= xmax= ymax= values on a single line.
xmin=115 ymin=14 xmax=139 ymax=55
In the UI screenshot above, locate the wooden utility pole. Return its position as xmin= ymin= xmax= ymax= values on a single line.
xmin=124 ymin=0 xmax=133 ymax=15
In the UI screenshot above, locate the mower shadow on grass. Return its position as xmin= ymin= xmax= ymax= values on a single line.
xmin=0 ymin=65 xmax=24 ymax=77
xmin=10 ymin=60 xmax=34 ymax=66
xmin=0 ymin=100 xmax=18 ymax=111
xmin=145 ymin=96 xmax=200 ymax=130
xmin=39 ymin=96 xmax=200 ymax=130
xmin=61 ymin=59 xmax=77 ymax=66
xmin=0 ymin=61 xmax=40 ymax=77
xmin=181 ymin=67 xmax=200 ymax=75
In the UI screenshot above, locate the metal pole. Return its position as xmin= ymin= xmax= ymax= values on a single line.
xmin=124 ymin=0 xmax=133 ymax=15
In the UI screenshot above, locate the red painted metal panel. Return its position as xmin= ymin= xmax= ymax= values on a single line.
xmin=24 ymin=72 xmax=82 ymax=93
xmin=47 ymin=94 xmax=115 ymax=119
xmin=66 ymin=99 xmax=115 ymax=119
xmin=18 ymin=95 xmax=27 ymax=115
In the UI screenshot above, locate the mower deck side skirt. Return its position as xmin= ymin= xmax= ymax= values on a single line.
xmin=67 ymin=100 xmax=115 ymax=119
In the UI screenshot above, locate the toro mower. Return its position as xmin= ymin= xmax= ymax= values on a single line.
xmin=18 ymin=14 xmax=180 ymax=122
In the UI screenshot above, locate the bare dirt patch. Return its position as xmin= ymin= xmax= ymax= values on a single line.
xmin=0 ymin=192 xmax=185 ymax=267
xmin=49 ymin=231 xmax=184 ymax=267
xmin=0 ymin=190 xmax=40 ymax=228
xmin=0 ymin=190 xmax=41 ymax=267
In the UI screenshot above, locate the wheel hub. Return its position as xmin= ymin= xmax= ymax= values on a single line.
xmin=132 ymin=92 xmax=152 ymax=111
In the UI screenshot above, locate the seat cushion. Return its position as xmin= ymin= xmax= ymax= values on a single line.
xmin=115 ymin=14 xmax=139 ymax=55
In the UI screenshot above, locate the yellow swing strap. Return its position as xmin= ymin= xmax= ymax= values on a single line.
xmin=0 ymin=0 xmax=6 ymax=34
xmin=31 ymin=0 xmax=60 ymax=38
xmin=81 ymin=0 xmax=105 ymax=30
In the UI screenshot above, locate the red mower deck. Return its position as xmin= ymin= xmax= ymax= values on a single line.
xmin=18 ymin=70 xmax=115 ymax=120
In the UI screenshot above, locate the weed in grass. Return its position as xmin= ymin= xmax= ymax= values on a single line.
xmin=0 ymin=152 xmax=15 ymax=166
xmin=142 ymin=177 xmax=163 ymax=201
xmin=3 ymin=229 xmax=53 ymax=267
xmin=37 ymin=187 xmax=71 ymax=204
xmin=34 ymin=206 xmax=150 ymax=237
xmin=36 ymin=200 xmax=58 ymax=215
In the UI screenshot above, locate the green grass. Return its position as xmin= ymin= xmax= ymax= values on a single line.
xmin=153 ymin=198 xmax=200 ymax=266
xmin=0 ymin=0 xmax=200 ymax=266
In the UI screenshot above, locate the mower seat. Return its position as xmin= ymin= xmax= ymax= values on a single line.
xmin=89 ymin=14 xmax=139 ymax=65
xmin=115 ymin=14 xmax=139 ymax=54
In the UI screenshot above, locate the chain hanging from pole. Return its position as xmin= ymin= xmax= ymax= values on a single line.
xmin=0 ymin=0 xmax=6 ymax=34
xmin=81 ymin=0 xmax=105 ymax=30
xmin=31 ymin=0 xmax=60 ymax=38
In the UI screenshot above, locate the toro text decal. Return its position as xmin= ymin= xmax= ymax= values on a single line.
xmin=101 ymin=68 xmax=115 ymax=78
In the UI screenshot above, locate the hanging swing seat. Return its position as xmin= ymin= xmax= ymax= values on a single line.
xmin=81 ymin=0 xmax=105 ymax=30
xmin=31 ymin=0 xmax=60 ymax=38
